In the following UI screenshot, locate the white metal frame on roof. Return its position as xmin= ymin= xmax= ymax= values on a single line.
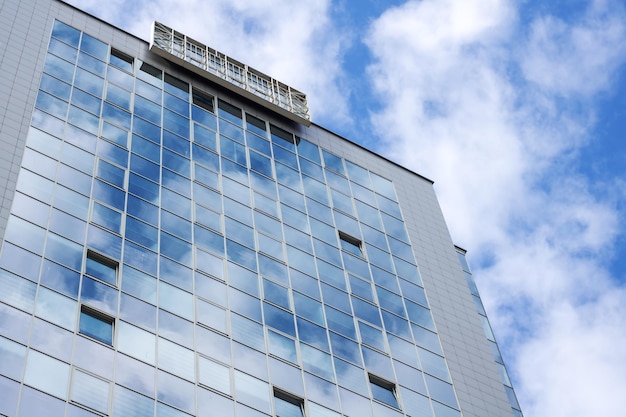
xmin=150 ymin=21 xmax=311 ymax=126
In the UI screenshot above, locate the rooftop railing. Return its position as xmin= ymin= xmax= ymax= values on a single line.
xmin=150 ymin=22 xmax=311 ymax=125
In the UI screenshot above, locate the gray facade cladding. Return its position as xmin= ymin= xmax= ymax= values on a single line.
xmin=0 ymin=1 xmax=520 ymax=417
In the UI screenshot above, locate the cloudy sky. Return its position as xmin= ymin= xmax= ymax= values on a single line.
xmin=69 ymin=0 xmax=626 ymax=415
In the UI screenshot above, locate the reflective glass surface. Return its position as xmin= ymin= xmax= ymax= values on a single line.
xmin=0 ymin=20 xmax=474 ymax=417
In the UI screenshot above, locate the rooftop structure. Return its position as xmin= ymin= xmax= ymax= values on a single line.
xmin=150 ymin=22 xmax=311 ymax=126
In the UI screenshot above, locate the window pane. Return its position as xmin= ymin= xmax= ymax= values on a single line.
xmin=71 ymin=368 xmax=110 ymax=414
xmin=85 ymin=251 xmax=118 ymax=285
xmin=79 ymin=308 xmax=113 ymax=345
xmin=198 ymin=356 xmax=230 ymax=395
xmin=118 ymin=321 xmax=156 ymax=364
xmin=36 ymin=287 xmax=77 ymax=330
xmin=370 ymin=376 xmax=398 ymax=409
xmin=274 ymin=393 xmax=304 ymax=417
xmin=23 ymin=350 xmax=71 ymax=399
xmin=158 ymin=337 xmax=195 ymax=381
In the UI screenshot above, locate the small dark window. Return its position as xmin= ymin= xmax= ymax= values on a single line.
xmin=164 ymin=73 xmax=189 ymax=94
xmin=270 ymin=124 xmax=299 ymax=146
xmin=339 ymin=231 xmax=362 ymax=256
xmin=85 ymin=250 xmax=118 ymax=286
xmin=274 ymin=388 xmax=304 ymax=417
xmin=139 ymin=61 xmax=162 ymax=80
xmin=110 ymin=49 xmax=133 ymax=72
xmin=79 ymin=306 xmax=114 ymax=345
xmin=192 ymin=88 xmax=214 ymax=113
xmin=218 ymin=99 xmax=242 ymax=121
xmin=369 ymin=374 xmax=399 ymax=409
xmin=246 ymin=113 xmax=267 ymax=134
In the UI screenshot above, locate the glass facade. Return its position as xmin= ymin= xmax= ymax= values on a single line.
xmin=457 ymin=249 xmax=524 ymax=417
xmin=0 ymin=5 xmax=523 ymax=416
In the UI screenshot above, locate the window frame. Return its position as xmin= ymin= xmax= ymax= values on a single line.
xmin=273 ymin=387 xmax=305 ymax=417
xmin=338 ymin=231 xmax=363 ymax=256
xmin=369 ymin=373 xmax=400 ymax=409
xmin=84 ymin=249 xmax=119 ymax=286
xmin=109 ymin=48 xmax=134 ymax=72
xmin=79 ymin=305 xmax=115 ymax=345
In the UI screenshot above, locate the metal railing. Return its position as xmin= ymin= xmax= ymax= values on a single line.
xmin=150 ymin=22 xmax=311 ymax=123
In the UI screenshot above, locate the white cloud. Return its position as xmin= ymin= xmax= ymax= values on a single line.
xmin=69 ymin=0 xmax=351 ymax=124
xmin=520 ymin=1 xmax=626 ymax=97
xmin=366 ymin=1 xmax=626 ymax=416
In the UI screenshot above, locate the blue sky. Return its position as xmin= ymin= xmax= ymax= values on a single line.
xmin=70 ymin=0 xmax=626 ymax=415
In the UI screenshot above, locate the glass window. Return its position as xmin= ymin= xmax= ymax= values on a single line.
xmin=43 ymin=54 xmax=75 ymax=85
xmin=106 ymin=82 xmax=131 ymax=110
xmin=85 ymin=250 xmax=118 ymax=286
xmin=107 ymin=66 xmax=134 ymax=91
xmin=197 ymin=299 xmax=227 ymax=333
xmin=270 ymin=124 xmax=296 ymax=149
xmin=119 ymin=293 xmax=156 ymax=331
xmin=71 ymin=88 xmax=101 ymax=115
xmin=117 ymin=321 xmax=156 ymax=364
xmin=268 ymin=330 xmax=297 ymax=364
xmin=97 ymin=138 xmax=128 ymax=168
xmin=217 ymin=100 xmax=242 ymax=125
xmin=296 ymin=317 xmax=329 ymax=352
xmin=274 ymin=389 xmax=305 ymax=417
xmin=23 ymin=350 xmax=71 ymax=400
xmin=36 ymin=286 xmax=77 ymax=331
xmin=112 ymin=385 xmax=155 ymax=417
xmin=296 ymin=139 xmax=320 ymax=163
xmin=91 ymin=202 xmax=122 ymax=234
xmin=52 ymin=20 xmax=80 ymax=46
xmin=164 ymin=73 xmax=189 ymax=99
xmin=0 ymin=336 xmax=26 ymax=380
xmin=369 ymin=374 xmax=399 ymax=409
xmin=231 ymin=313 xmax=265 ymax=351
xmin=46 ymin=233 xmax=83 ymax=271
xmin=198 ymin=356 xmax=230 ymax=395
xmin=192 ymin=88 xmax=214 ymax=113
xmin=78 ymin=51 xmax=106 ymax=76
xmin=70 ymin=368 xmax=110 ymax=414
xmin=74 ymin=68 xmax=104 ymax=97
xmin=110 ymin=48 xmax=133 ymax=72
xmin=132 ymin=117 xmax=161 ymax=143
xmin=97 ymin=159 xmax=126 ymax=188
xmin=158 ymin=281 xmax=193 ymax=320
xmin=80 ymin=33 xmax=108 ymax=60
xmin=246 ymin=113 xmax=266 ymax=136
xmin=164 ymin=92 xmax=189 ymax=117
xmin=134 ymin=95 xmax=162 ymax=125
xmin=322 ymin=150 xmax=345 ymax=176
xmin=192 ymin=105 xmax=217 ymax=131
xmin=79 ymin=306 xmax=114 ymax=345
xmin=339 ymin=231 xmax=362 ymax=256
xmin=358 ymin=321 xmax=386 ymax=352
xmin=138 ymin=61 xmax=163 ymax=86
xmin=234 ymin=370 xmax=271 ymax=414
xmin=40 ymin=259 xmax=80 ymax=298
xmin=334 ymin=358 xmax=369 ymax=396
xmin=158 ymin=337 xmax=195 ymax=381
xmin=263 ymin=302 xmax=295 ymax=337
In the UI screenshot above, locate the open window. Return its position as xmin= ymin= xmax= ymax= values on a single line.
xmin=85 ymin=250 xmax=118 ymax=286
xmin=110 ymin=48 xmax=133 ymax=72
xmin=79 ymin=306 xmax=114 ymax=345
xmin=369 ymin=374 xmax=400 ymax=409
xmin=193 ymin=88 xmax=214 ymax=113
xmin=339 ymin=231 xmax=362 ymax=256
xmin=274 ymin=388 xmax=305 ymax=417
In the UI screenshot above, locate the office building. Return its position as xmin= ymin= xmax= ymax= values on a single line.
xmin=0 ymin=1 xmax=522 ymax=416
